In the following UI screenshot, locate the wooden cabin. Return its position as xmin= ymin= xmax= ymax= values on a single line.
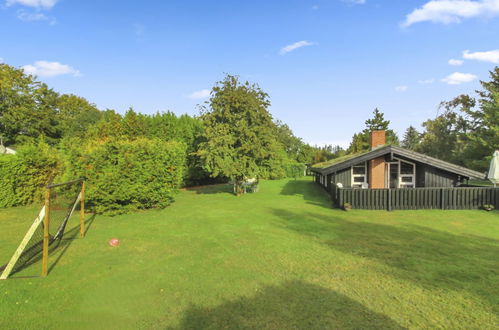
xmin=311 ymin=131 xmax=485 ymax=189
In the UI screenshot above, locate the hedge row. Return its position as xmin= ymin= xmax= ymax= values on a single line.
xmin=0 ymin=138 xmax=186 ymax=215
xmin=60 ymin=137 xmax=186 ymax=215
xmin=0 ymin=137 xmax=304 ymax=214
xmin=0 ymin=142 xmax=58 ymax=207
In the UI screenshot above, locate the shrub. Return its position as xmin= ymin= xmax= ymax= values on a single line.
xmin=0 ymin=141 xmax=59 ymax=207
xmin=343 ymin=202 xmax=352 ymax=211
xmin=259 ymin=150 xmax=306 ymax=181
xmin=483 ymin=204 xmax=495 ymax=211
xmin=61 ymin=137 xmax=186 ymax=215
xmin=286 ymin=162 xmax=306 ymax=180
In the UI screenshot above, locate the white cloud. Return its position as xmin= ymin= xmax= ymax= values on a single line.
xmin=395 ymin=85 xmax=408 ymax=92
xmin=16 ymin=10 xmax=56 ymax=24
xmin=312 ymin=5 xmax=319 ymax=10
xmin=0 ymin=58 xmax=4 ymax=64
xmin=441 ymin=72 xmax=477 ymax=84
xmin=22 ymin=61 xmax=80 ymax=77
xmin=343 ymin=0 xmax=366 ymax=4
xmin=403 ymin=0 xmax=499 ymax=27
xmin=418 ymin=78 xmax=435 ymax=84
xmin=188 ymin=89 xmax=210 ymax=99
xmin=463 ymin=49 xmax=499 ymax=63
xmin=279 ymin=40 xmax=315 ymax=55
xmin=17 ymin=11 xmax=48 ymax=21
xmin=6 ymin=0 xmax=58 ymax=9
xmin=448 ymin=58 xmax=464 ymax=66
xmin=8 ymin=1 xmax=59 ymax=23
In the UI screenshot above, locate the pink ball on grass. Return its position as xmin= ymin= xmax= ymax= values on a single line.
xmin=108 ymin=238 xmax=120 ymax=247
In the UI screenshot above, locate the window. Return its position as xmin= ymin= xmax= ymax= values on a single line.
xmin=351 ymin=162 xmax=367 ymax=188
xmin=353 ymin=166 xmax=365 ymax=175
xmin=399 ymin=160 xmax=415 ymax=188
xmin=386 ymin=158 xmax=416 ymax=188
xmin=400 ymin=162 xmax=413 ymax=175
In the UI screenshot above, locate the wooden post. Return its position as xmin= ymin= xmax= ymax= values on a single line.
xmin=338 ymin=188 xmax=343 ymax=208
xmin=80 ymin=181 xmax=85 ymax=238
xmin=42 ymin=188 xmax=50 ymax=277
xmin=440 ymin=188 xmax=445 ymax=210
xmin=387 ymin=189 xmax=392 ymax=211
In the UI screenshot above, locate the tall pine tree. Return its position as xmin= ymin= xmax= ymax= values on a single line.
xmin=348 ymin=108 xmax=399 ymax=153
xmin=401 ymin=126 xmax=421 ymax=150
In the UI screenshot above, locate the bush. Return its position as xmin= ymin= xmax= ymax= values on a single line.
xmin=0 ymin=141 xmax=59 ymax=207
xmin=286 ymin=162 xmax=306 ymax=179
xmin=343 ymin=202 xmax=352 ymax=211
xmin=483 ymin=204 xmax=495 ymax=211
xmin=61 ymin=137 xmax=186 ymax=215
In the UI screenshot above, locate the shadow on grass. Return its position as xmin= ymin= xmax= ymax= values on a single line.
xmin=6 ymin=214 xmax=97 ymax=278
xmin=48 ymin=214 xmax=96 ymax=274
xmin=280 ymin=179 xmax=332 ymax=209
xmin=271 ymin=208 xmax=499 ymax=314
xmin=184 ymin=184 xmax=233 ymax=195
xmin=173 ymin=280 xmax=403 ymax=330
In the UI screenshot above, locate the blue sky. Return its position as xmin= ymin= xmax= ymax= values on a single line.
xmin=1 ymin=0 xmax=498 ymax=147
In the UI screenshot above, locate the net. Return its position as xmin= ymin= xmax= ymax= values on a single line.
xmin=0 ymin=179 xmax=84 ymax=279
xmin=49 ymin=182 xmax=83 ymax=241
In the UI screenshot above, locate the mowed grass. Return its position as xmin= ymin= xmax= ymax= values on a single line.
xmin=0 ymin=178 xmax=498 ymax=329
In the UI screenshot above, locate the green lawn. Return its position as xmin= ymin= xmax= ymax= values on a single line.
xmin=0 ymin=178 xmax=498 ymax=329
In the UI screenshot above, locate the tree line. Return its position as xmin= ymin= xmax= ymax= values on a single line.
xmin=1 ymin=62 xmax=496 ymax=213
xmin=345 ymin=67 xmax=498 ymax=173
xmin=0 ymin=64 xmax=326 ymax=212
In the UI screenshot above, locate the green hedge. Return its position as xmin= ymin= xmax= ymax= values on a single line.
xmin=61 ymin=137 xmax=186 ymax=215
xmin=285 ymin=162 xmax=306 ymax=179
xmin=259 ymin=156 xmax=306 ymax=180
xmin=0 ymin=142 xmax=59 ymax=207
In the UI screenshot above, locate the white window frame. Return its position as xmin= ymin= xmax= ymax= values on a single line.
xmin=351 ymin=161 xmax=368 ymax=189
xmin=398 ymin=159 xmax=416 ymax=188
xmin=388 ymin=158 xmax=416 ymax=188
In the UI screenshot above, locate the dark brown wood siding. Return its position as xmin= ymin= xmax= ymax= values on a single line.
xmin=423 ymin=165 xmax=462 ymax=187
xmin=331 ymin=168 xmax=351 ymax=188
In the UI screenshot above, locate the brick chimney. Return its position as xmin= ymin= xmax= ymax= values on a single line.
xmin=368 ymin=130 xmax=386 ymax=188
xmin=369 ymin=130 xmax=386 ymax=150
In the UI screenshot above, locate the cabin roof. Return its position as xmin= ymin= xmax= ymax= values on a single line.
xmin=310 ymin=145 xmax=486 ymax=179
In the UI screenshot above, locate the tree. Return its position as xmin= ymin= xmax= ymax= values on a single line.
xmin=87 ymin=109 xmax=125 ymax=139
xmin=466 ymin=67 xmax=499 ymax=170
xmin=197 ymin=74 xmax=281 ymax=195
xmin=0 ymin=64 xmax=104 ymax=145
xmin=273 ymin=119 xmax=318 ymax=164
xmin=297 ymin=143 xmax=316 ymax=164
xmin=416 ymin=110 xmax=463 ymax=163
xmin=365 ymin=108 xmax=390 ymax=131
xmin=401 ymin=126 xmax=421 ymax=150
xmin=0 ymin=64 xmax=35 ymax=144
xmin=273 ymin=120 xmax=302 ymax=160
xmin=57 ymin=94 xmax=102 ymax=138
xmin=0 ymin=64 xmax=60 ymax=145
xmin=347 ymin=108 xmax=399 ymax=153
xmin=122 ymin=108 xmax=148 ymax=138
xmin=421 ymin=67 xmax=499 ymax=171
xmin=364 ymin=108 xmax=399 ymax=146
xmin=348 ymin=132 xmax=369 ymax=154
